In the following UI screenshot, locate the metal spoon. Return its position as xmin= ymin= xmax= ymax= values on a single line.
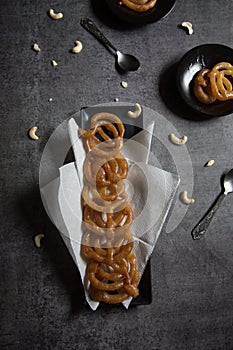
xmin=80 ymin=17 xmax=140 ymax=72
xmin=192 ymin=169 xmax=233 ymax=240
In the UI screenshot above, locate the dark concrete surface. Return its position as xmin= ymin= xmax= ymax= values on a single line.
xmin=1 ymin=0 xmax=233 ymax=349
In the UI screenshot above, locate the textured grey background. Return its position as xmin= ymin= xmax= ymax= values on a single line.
xmin=1 ymin=0 xmax=233 ymax=349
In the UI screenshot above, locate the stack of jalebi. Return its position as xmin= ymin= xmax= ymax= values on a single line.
xmin=80 ymin=112 xmax=140 ymax=304
xmin=120 ymin=0 xmax=157 ymax=13
xmin=194 ymin=62 xmax=233 ymax=104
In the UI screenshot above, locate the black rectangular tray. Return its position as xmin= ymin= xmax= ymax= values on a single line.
xmin=75 ymin=104 xmax=152 ymax=306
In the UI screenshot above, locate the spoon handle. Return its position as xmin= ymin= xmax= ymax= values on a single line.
xmin=80 ymin=18 xmax=117 ymax=53
xmin=192 ymin=193 xmax=226 ymax=240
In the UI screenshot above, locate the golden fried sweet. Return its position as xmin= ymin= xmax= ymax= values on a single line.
xmin=193 ymin=68 xmax=216 ymax=104
xmin=80 ymin=112 xmax=139 ymax=304
xmin=121 ymin=0 xmax=157 ymax=12
xmin=194 ymin=62 xmax=233 ymax=104
xmin=209 ymin=62 xmax=233 ymax=101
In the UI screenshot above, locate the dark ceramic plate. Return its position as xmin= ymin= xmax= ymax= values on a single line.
xmin=177 ymin=44 xmax=233 ymax=117
xmin=105 ymin=0 xmax=176 ymax=25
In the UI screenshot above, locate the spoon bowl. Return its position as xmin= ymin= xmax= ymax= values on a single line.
xmin=116 ymin=51 xmax=140 ymax=72
xmin=223 ymin=168 xmax=233 ymax=194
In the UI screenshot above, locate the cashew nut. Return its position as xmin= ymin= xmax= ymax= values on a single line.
xmin=181 ymin=22 xmax=193 ymax=35
xmin=121 ymin=81 xmax=128 ymax=88
xmin=180 ymin=191 xmax=195 ymax=205
xmin=205 ymin=159 xmax=215 ymax=167
xmin=49 ymin=9 xmax=63 ymax=20
xmin=114 ymin=98 xmax=119 ymax=102
xmin=169 ymin=133 xmax=188 ymax=145
xmin=33 ymin=43 xmax=41 ymax=52
xmin=72 ymin=41 xmax=83 ymax=54
xmin=34 ymin=234 xmax=45 ymax=248
xmin=127 ymin=103 xmax=142 ymax=119
xmin=51 ymin=59 xmax=58 ymax=67
xmin=29 ymin=126 xmax=39 ymax=140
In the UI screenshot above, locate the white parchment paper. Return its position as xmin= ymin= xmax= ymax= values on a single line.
xmin=41 ymin=116 xmax=180 ymax=310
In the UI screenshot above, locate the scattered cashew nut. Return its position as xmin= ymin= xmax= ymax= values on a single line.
xmin=180 ymin=191 xmax=195 ymax=205
xmin=170 ymin=133 xmax=188 ymax=145
xmin=72 ymin=41 xmax=83 ymax=54
xmin=181 ymin=22 xmax=193 ymax=35
xmin=51 ymin=59 xmax=58 ymax=67
xmin=49 ymin=9 xmax=63 ymax=20
xmin=127 ymin=103 xmax=142 ymax=119
xmin=205 ymin=159 xmax=215 ymax=167
xmin=121 ymin=81 xmax=128 ymax=88
xmin=34 ymin=234 xmax=45 ymax=248
xmin=33 ymin=43 xmax=41 ymax=52
xmin=29 ymin=126 xmax=39 ymax=140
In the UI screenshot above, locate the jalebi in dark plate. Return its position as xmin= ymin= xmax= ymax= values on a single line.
xmin=105 ymin=0 xmax=176 ymax=25
xmin=177 ymin=44 xmax=233 ymax=117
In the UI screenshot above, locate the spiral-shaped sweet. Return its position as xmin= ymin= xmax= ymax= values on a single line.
xmin=121 ymin=0 xmax=157 ymax=12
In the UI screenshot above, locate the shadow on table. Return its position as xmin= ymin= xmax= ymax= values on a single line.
xmin=18 ymin=186 xmax=85 ymax=314
xmin=159 ymin=62 xmax=213 ymax=121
